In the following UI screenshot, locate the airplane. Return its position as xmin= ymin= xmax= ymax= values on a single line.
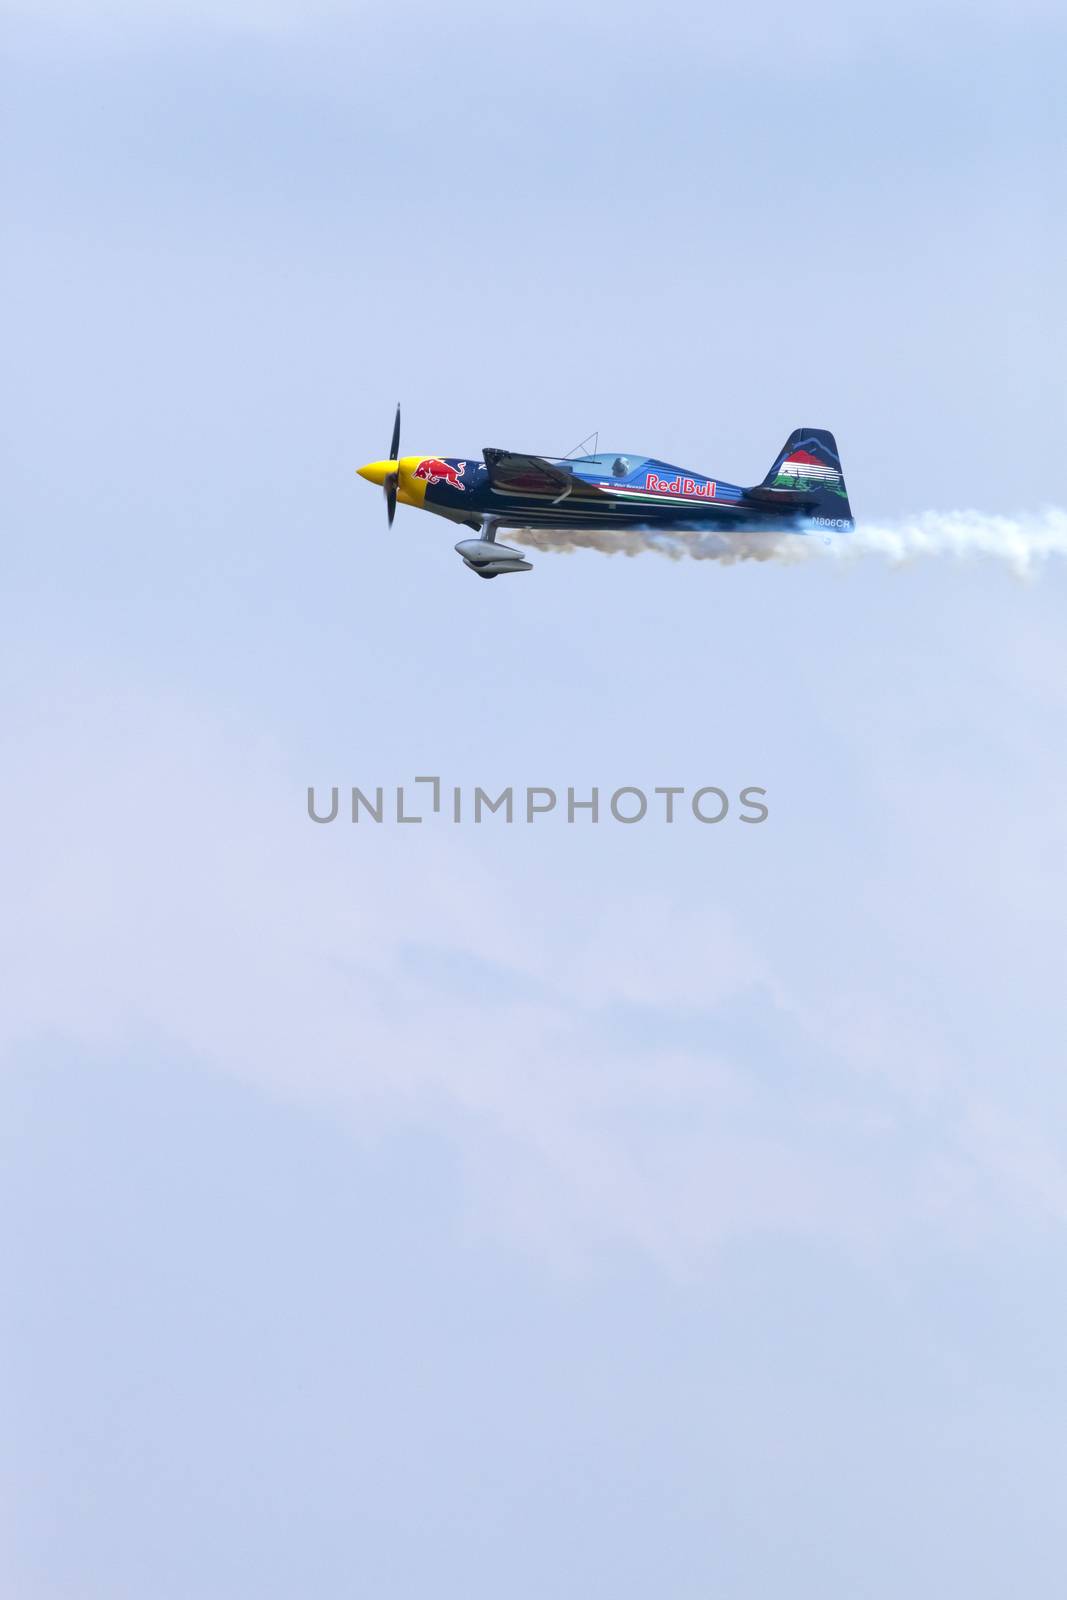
xmin=357 ymin=407 xmax=853 ymax=578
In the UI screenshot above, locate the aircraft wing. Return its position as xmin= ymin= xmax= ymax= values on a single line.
xmin=483 ymin=448 xmax=610 ymax=501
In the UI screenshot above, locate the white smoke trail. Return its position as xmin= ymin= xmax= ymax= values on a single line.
xmin=514 ymin=508 xmax=1067 ymax=578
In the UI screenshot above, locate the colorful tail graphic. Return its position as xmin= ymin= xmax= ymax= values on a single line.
xmin=761 ymin=427 xmax=853 ymax=526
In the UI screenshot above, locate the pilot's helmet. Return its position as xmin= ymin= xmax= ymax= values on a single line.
xmin=612 ymin=456 xmax=630 ymax=478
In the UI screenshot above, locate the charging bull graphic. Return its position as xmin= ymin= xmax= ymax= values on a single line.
xmin=414 ymin=457 xmax=466 ymax=490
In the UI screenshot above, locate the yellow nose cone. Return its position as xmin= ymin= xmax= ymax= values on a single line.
xmin=357 ymin=459 xmax=396 ymax=486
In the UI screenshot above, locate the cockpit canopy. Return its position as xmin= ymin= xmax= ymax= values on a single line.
xmin=560 ymin=453 xmax=651 ymax=480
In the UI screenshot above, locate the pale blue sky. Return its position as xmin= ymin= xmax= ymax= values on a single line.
xmin=3 ymin=3 xmax=1067 ymax=1596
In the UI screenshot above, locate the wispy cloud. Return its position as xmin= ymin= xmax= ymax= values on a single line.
xmin=5 ymin=679 xmax=1066 ymax=1272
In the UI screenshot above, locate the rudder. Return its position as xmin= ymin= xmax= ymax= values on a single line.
xmin=762 ymin=427 xmax=853 ymax=526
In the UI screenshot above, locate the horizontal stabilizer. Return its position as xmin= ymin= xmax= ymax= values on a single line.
xmin=744 ymin=484 xmax=818 ymax=508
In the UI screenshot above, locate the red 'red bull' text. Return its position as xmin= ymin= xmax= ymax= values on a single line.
xmin=644 ymin=473 xmax=717 ymax=499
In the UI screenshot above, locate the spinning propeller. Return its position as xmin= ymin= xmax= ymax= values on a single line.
xmin=383 ymin=403 xmax=401 ymax=526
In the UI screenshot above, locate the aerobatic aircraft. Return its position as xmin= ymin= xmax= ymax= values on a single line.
xmin=357 ymin=407 xmax=853 ymax=578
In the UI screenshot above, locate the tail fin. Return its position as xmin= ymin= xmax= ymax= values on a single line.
xmin=762 ymin=427 xmax=853 ymax=526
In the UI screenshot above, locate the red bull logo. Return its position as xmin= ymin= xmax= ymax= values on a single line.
xmin=414 ymin=457 xmax=466 ymax=491
xmin=645 ymin=472 xmax=717 ymax=499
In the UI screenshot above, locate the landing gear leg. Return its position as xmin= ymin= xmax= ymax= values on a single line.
xmin=472 ymin=520 xmax=499 ymax=577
